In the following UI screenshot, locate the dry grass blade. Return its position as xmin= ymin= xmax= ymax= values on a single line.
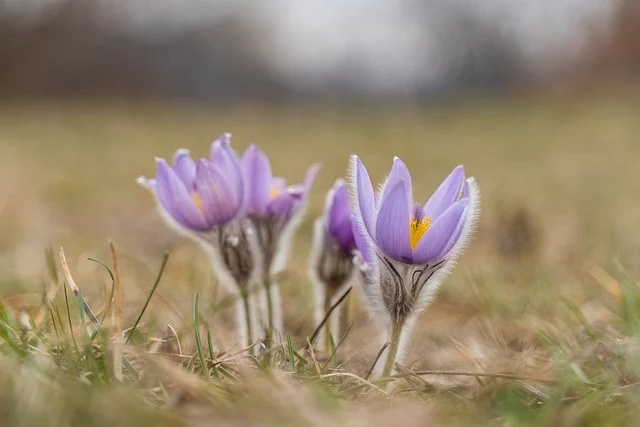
xmin=110 ymin=240 xmax=124 ymax=382
xmin=58 ymin=247 xmax=104 ymax=335
xmin=319 ymin=372 xmax=390 ymax=397
xmin=393 ymin=370 xmax=557 ymax=383
xmin=365 ymin=342 xmax=390 ymax=381
xmin=307 ymin=287 xmax=352 ymax=349
xmin=126 ymin=251 xmax=170 ymax=343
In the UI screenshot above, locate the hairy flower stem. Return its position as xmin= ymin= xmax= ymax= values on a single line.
xmin=323 ymin=288 xmax=336 ymax=355
xmin=263 ymin=277 xmax=275 ymax=357
xmin=339 ymin=295 xmax=349 ymax=342
xmin=382 ymin=317 xmax=405 ymax=380
xmin=240 ymin=289 xmax=254 ymax=353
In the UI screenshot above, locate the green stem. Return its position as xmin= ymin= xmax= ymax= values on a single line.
xmin=264 ymin=277 xmax=274 ymax=352
xmin=381 ymin=317 xmax=405 ymax=379
xmin=241 ymin=289 xmax=253 ymax=351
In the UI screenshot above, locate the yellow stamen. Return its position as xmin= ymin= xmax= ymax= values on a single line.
xmin=409 ymin=216 xmax=432 ymax=250
xmin=270 ymin=186 xmax=280 ymax=199
xmin=192 ymin=193 xmax=203 ymax=213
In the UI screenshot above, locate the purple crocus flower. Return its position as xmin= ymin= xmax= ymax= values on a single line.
xmin=308 ymin=179 xmax=360 ymax=352
xmin=241 ymin=144 xmax=319 ymax=341
xmin=138 ymin=133 xmax=244 ymax=233
xmin=309 ymin=179 xmax=358 ymax=294
xmin=325 ymin=180 xmax=357 ymax=255
xmin=242 ymin=144 xmax=320 ymax=276
xmin=138 ymin=134 xmax=260 ymax=291
xmin=347 ymin=155 xmax=480 ymax=377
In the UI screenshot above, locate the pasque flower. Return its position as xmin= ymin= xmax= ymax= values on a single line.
xmin=347 ymin=155 xmax=480 ymax=378
xmin=242 ymin=144 xmax=319 ymax=344
xmin=138 ymin=134 xmax=261 ymax=349
xmin=308 ymin=179 xmax=359 ymax=352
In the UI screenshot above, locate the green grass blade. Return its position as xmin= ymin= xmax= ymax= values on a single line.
xmin=287 ymin=335 xmax=296 ymax=373
xmin=193 ymin=293 xmax=211 ymax=381
xmin=86 ymin=257 xmax=115 ymax=324
xmin=126 ymin=251 xmax=170 ymax=343
xmin=207 ymin=329 xmax=221 ymax=380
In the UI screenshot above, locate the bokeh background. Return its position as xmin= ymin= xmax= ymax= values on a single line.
xmin=1 ymin=0 xmax=640 ymax=425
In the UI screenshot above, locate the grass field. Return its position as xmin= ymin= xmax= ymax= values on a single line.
xmin=1 ymin=91 xmax=640 ymax=426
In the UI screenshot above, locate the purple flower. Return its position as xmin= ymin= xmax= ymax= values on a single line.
xmin=242 ymin=144 xmax=320 ymax=275
xmin=347 ymin=155 xmax=480 ymax=321
xmin=308 ymin=179 xmax=360 ymax=352
xmin=347 ymin=154 xmax=480 ymax=378
xmin=309 ymin=180 xmax=358 ymax=292
xmin=138 ymin=134 xmax=260 ymax=291
xmin=350 ymin=156 xmax=476 ymax=267
xmin=324 ymin=180 xmax=357 ymax=255
xmin=138 ymin=133 xmax=245 ymax=233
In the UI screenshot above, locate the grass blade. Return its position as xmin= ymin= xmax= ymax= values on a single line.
xmin=126 ymin=251 xmax=170 ymax=343
xmin=207 ymin=329 xmax=221 ymax=380
xmin=287 ymin=335 xmax=296 ymax=372
xmin=193 ymin=293 xmax=211 ymax=381
xmin=307 ymin=287 xmax=352 ymax=348
xmin=86 ymin=257 xmax=115 ymax=324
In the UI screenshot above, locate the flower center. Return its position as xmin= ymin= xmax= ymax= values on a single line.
xmin=270 ymin=186 xmax=280 ymax=199
xmin=409 ymin=204 xmax=432 ymax=250
xmin=192 ymin=193 xmax=203 ymax=213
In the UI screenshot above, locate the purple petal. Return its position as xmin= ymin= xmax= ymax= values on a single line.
xmin=375 ymin=180 xmax=412 ymax=262
xmin=354 ymin=156 xmax=376 ymax=238
xmin=380 ymin=157 xmax=412 ymax=212
xmin=195 ymin=159 xmax=239 ymax=227
xmin=272 ymin=177 xmax=287 ymax=191
xmin=332 ymin=218 xmax=356 ymax=253
xmin=352 ymin=215 xmax=374 ymax=264
xmin=302 ymin=163 xmax=321 ymax=192
xmin=268 ymin=192 xmax=298 ymax=220
xmin=209 ymin=133 xmax=231 ymax=162
xmin=412 ymin=198 xmax=468 ymax=264
xmin=274 ymin=162 xmax=320 ymax=212
xmin=136 ymin=176 xmax=156 ymax=190
xmin=155 ymin=159 xmax=208 ymax=231
xmin=327 ymin=182 xmax=356 ymax=252
xmin=423 ymin=166 xmax=465 ymax=220
xmin=172 ymin=149 xmax=196 ymax=190
xmin=210 ymin=133 xmax=243 ymax=197
xmin=437 ymin=209 xmax=467 ymax=260
xmin=242 ymin=144 xmax=272 ymax=215
xmin=327 ymin=183 xmax=350 ymax=230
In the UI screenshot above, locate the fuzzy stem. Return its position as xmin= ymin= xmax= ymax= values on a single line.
xmin=323 ymin=288 xmax=335 ymax=355
xmin=263 ymin=277 xmax=274 ymax=351
xmin=339 ymin=293 xmax=349 ymax=342
xmin=381 ymin=317 xmax=405 ymax=379
xmin=240 ymin=289 xmax=253 ymax=352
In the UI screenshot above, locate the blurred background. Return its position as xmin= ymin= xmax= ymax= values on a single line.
xmin=1 ymin=0 xmax=640 ymax=407
xmin=1 ymin=0 xmax=637 ymax=100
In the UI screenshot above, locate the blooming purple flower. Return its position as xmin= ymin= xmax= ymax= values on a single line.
xmin=138 ymin=133 xmax=245 ymax=233
xmin=347 ymin=154 xmax=480 ymax=378
xmin=138 ymin=133 xmax=263 ymax=350
xmin=242 ymin=144 xmax=320 ymax=276
xmin=309 ymin=180 xmax=358 ymax=291
xmin=347 ymin=155 xmax=480 ymax=321
xmin=138 ymin=134 xmax=260 ymax=289
xmin=325 ymin=180 xmax=357 ymax=255
xmin=308 ymin=179 xmax=359 ymax=353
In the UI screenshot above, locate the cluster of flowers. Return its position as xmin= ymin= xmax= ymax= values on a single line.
xmin=138 ymin=134 xmax=480 ymax=377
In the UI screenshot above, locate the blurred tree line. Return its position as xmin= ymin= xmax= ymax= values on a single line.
xmin=0 ymin=0 xmax=636 ymax=102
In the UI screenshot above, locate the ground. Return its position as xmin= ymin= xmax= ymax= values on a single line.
xmin=0 ymin=90 xmax=639 ymax=426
